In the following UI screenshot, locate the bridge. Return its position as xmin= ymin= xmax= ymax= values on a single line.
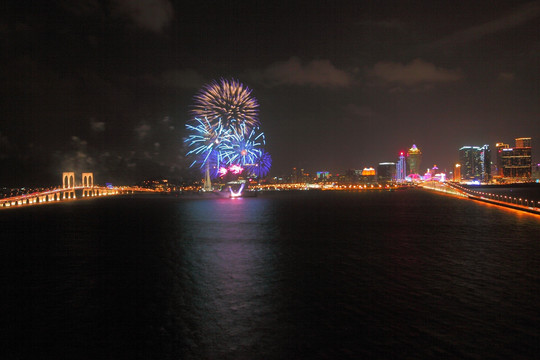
xmin=421 ymin=180 xmax=540 ymax=215
xmin=1 ymin=172 xmax=155 ymax=209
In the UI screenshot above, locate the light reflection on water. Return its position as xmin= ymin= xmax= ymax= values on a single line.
xmin=2 ymin=190 xmax=540 ymax=359
xmin=167 ymin=191 xmax=540 ymax=359
xmin=176 ymin=197 xmax=281 ymax=357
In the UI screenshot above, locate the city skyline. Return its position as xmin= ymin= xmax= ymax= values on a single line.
xmin=1 ymin=1 xmax=539 ymax=186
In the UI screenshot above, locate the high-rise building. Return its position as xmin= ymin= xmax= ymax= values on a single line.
xmin=500 ymin=137 xmax=532 ymax=180
xmin=406 ymin=144 xmax=422 ymax=175
xmin=515 ymin=137 xmax=531 ymax=148
xmin=453 ymin=164 xmax=461 ymax=182
xmin=495 ymin=143 xmax=509 ymax=177
xmin=459 ymin=145 xmax=491 ymax=182
xmin=480 ymin=145 xmax=491 ymax=182
xmin=396 ymin=152 xmax=406 ymax=183
xmin=377 ymin=162 xmax=396 ymax=184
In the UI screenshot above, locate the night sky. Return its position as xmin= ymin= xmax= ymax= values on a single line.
xmin=1 ymin=0 xmax=539 ymax=186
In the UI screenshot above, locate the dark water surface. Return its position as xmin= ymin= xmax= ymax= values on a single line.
xmin=2 ymin=189 xmax=540 ymax=359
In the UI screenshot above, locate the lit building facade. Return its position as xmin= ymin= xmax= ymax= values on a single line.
xmin=406 ymin=144 xmax=422 ymax=175
xmin=515 ymin=137 xmax=531 ymax=148
xmin=453 ymin=164 xmax=461 ymax=182
xmin=360 ymin=167 xmax=376 ymax=184
xmin=500 ymin=137 xmax=532 ymax=180
xmin=495 ymin=143 xmax=509 ymax=178
xmin=377 ymin=162 xmax=396 ymax=184
xmin=396 ymin=152 xmax=406 ymax=183
xmin=458 ymin=145 xmax=491 ymax=182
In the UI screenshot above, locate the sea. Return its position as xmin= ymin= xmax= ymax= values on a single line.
xmin=2 ymin=188 xmax=540 ymax=359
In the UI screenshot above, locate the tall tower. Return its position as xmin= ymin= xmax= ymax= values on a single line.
xmin=479 ymin=144 xmax=491 ymax=183
xmin=396 ymin=152 xmax=406 ymax=183
xmin=406 ymin=144 xmax=422 ymax=175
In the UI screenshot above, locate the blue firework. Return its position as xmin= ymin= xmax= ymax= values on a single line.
xmin=221 ymin=124 xmax=265 ymax=166
xmin=246 ymin=150 xmax=272 ymax=178
xmin=184 ymin=117 xmax=230 ymax=169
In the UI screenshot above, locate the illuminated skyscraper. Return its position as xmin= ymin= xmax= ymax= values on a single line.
xmin=495 ymin=142 xmax=509 ymax=177
xmin=479 ymin=145 xmax=491 ymax=183
xmin=459 ymin=145 xmax=491 ymax=182
xmin=406 ymin=144 xmax=422 ymax=175
xmin=396 ymin=152 xmax=406 ymax=183
xmin=500 ymin=137 xmax=532 ymax=180
xmin=515 ymin=137 xmax=531 ymax=148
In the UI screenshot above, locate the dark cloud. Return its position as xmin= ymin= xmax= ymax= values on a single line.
xmin=90 ymin=119 xmax=106 ymax=132
xmin=112 ymin=0 xmax=174 ymax=33
xmin=497 ymin=72 xmax=516 ymax=82
xmin=0 ymin=132 xmax=11 ymax=160
xmin=344 ymin=104 xmax=377 ymax=118
xmin=367 ymin=59 xmax=463 ymax=87
xmin=59 ymin=0 xmax=102 ymax=16
xmin=56 ymin=136 xmax=95 ymax=175
xmin=252 ymin=57 xmax=353 ymax=87
xmin=160 ymin=69 xmax=205 ymax=89
xmin=360 ymin=19 xmax=406 ymax=31
xmin=432 ymin=0 xmax=540 ymax=48
xmin=134 ymin=124 xmax=152 ymax=140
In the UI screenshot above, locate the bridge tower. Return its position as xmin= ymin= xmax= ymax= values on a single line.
xmin=82 ymin=172 xmax=95 ymax=197
xmin=62 ymin=172 xmax=76 ymax=199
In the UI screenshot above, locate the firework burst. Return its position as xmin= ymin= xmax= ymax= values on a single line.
xmin=246 ymin=150 xmax=272 ymax=178
xmin=221 ymin=124 xmax=265 ymax=166
xmin=192 ymin=78 xmax=259 ymax=132
xmin=186 ymin=78 xmax=271 ymax=180
xmin=184 ymin=117 xmax=230 ymax=169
